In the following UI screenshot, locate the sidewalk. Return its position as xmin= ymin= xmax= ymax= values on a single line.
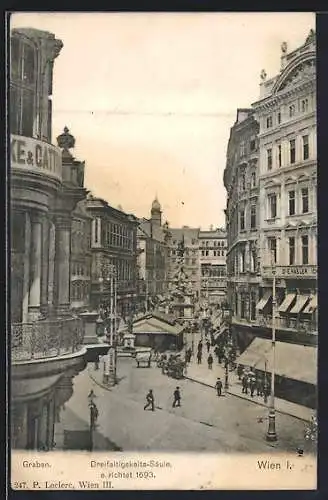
xmin=184 ymin=357 xmax=313 ymax=423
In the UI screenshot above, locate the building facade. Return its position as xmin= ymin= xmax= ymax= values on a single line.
xmin=137 ymin=198 xmax=171 ymax=310
xmin=10 ymin=28 xmax=87 ymax=450
xmin=70 ymin=200 xmax=92 ymax=311
xmin=199 ymin=228 xmax=227 ymax=306
xmin=224 ymin=109 xmax=260 ymax=326
xmin=223 ymin=30 xmax=317 ymax=407
xmin=168 ymin=227 xmax=200 ymax=299
xmin=253 ymin=30 xmax=317 ymax=339
xmin=85 ymin=195 xmax=139 ymax=318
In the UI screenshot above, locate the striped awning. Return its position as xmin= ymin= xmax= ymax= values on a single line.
xmin=278 ymin=294 xmax=296 ymax=313
xmin=289 ymin=295 xmax=310 ymax=314
xmin=302 ymin=295 xmax=318 ymax=314
xmin=256 ymin=292 xmax=272 ymax=311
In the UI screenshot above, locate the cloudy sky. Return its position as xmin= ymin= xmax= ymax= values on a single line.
xmin=11 ymin=12 xmax=315 ymax=229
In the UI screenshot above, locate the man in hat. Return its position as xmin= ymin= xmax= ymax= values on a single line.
xmin=215 ymin=377 xmax=223 ymax=397
xmin=144 ymin=389 xmax=155 ymax=411
xmin=172 ymin=387 xmax=181 ymax=407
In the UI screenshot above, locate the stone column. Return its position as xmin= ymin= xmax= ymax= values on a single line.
xmin=54 ymin=216 xmax=71 ymax=315
xmin=28 ymin=213 xmax=43 ymax=320
xmin=47 ymin=220 xmax=56 ymax=311
xmin=40 ymin=216 xmax=50 ymax=316
xmin=22 ymin=212 xmax=31 ymax=323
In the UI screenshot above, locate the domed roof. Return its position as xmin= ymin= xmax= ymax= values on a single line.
xmin=151 ymin=197 xmax=161 ymax=212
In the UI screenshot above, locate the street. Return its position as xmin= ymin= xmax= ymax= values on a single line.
xmin=56 ymin=356 xmax=309 ymax=453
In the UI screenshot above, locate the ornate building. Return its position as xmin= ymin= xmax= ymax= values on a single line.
xmin=85 ymin=195 xmax=139 ymax=318
xmin=10 ymin=28 xmax=88 ymax=450
xmin=223 ymin=30 xmax=317 ymax=408
xmin=137 ymin=197 xmax=171 ymax=310
xmin=253 ymin=30 xmax=317 ymax=340
xmin=199 ymin=228 xmax=228 ymax=306
xmin=224 ymin=109 xmax=260 ymax=327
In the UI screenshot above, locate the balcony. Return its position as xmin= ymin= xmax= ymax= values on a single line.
xmin=262 ymin=265 xmax=317 ymax=279
xmin=257 ymin=315 xmax=317 ymax=335
xmin=12 ymin=317 xmax=84 ymax=362
xmin=232 ymin=315 xmax=317 ymax=335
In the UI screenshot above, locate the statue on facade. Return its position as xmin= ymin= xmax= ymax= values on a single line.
xmin=260 ymin=69 xmax=267 ymax=81
xmin=281 ymin=41 xmax=288 ymax=53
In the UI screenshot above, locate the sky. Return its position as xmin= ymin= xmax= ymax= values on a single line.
xmin=11 ymin=12 xmax=315 ymax=229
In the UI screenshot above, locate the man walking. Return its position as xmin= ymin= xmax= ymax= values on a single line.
xmin=207 ymin=353 xmax=213 ymax=370
xmin=144 ymin=389 xmax=155 ymax=411
xmin=215 ymin=377 xmax=223 ymax=397
xmin=206 ymin=339 xmax=211 ymax=353
xmin=172 ymin=386 xmax=181 ymax=407
xmin=197 ymin=350 xmax=202 ymax=364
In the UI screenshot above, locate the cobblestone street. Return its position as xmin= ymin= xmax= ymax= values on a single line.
xmin=56 ymin=357 xmax=313 ymax=454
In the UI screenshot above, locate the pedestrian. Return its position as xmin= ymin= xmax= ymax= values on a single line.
xmin=172 ymin=386 xmax=181 ymax=407
xmin=198 ymin=340 xmax=203 ymax=352
xmin=197 ymin=350 xmax=202 ymax=364
xmin=237 ymin=364 xmax=243 ymax=380
xmin=215 ymin=377 xmax=223 ymax=396
xmin=208 ymin=353 xmax=213 ymax=370
xmin=242 ymin=374 xmax=248 ymax=394
xmin=250 ymin=377 xmax=256 ymax=397
xmin=256 ymin=377 xmax=263 ymax=397
xmin=144 ymin=389 xmax=155 ymax=411
xmin=206 ymin=339 xmax=211 ymax=353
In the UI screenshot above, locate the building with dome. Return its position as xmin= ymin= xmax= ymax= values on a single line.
xmin=137 ymin=197 xmax=171 ymax=310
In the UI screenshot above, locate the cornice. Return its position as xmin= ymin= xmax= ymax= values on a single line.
xmin=253 ymin=79 xmax=315 ymax=113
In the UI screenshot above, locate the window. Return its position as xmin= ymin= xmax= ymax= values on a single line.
xmin=290 ymin=139 xmax=296 ymax=164
xmin=288 ymin=190 xmax=295 ymax=216
xmin=250 ymin=205 xmax=256 ymax=229
xmin=277 ymin=111 xmax=281 ymax=124
xmin=301 ymin=99 xmax=309 ymax=113
xmin=289 ymin=237 xmax=295 ymax=265
xmin=250 ymin=293 xmax=257 ymax=320
xmin=205 ymin=250 xmax=209 ymax=256
xmin=289 ymin=104 xmax=296 ymax=117
xmin=303 ymin=135 xmax=309 ymax=160
xmin=267 ymin=148 xmax=272 ymax=170
xmin=278 ymin=144 xmax=282 ymax=167
xmin=240 ymin=209 xmax=245 ymax=230
xmin=240 ymin=141 xmax=245 ymax=156
xmin=268 ymin=237 xmax=277 ymax=263
xmin=250 ymin=139 xmax=256 ymax=151
xmin=302 ymin=187 xmax=309 ymax=213
xmin=266 ymin=116 xmax=273 ymax=129
xmin=268 ymin=193 xmax=277 ymax=219
xmin=251 ymin=171 xmax=256 ymax=187
xmin=302 ymin=235 xmax=309 ymax=265
xmin=240 ymin=174 xmax=246 ymax=191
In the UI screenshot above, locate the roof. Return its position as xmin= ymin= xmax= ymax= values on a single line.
xmin=170 ymin=227 xmax=200 ymax=239
xmin=138 ymin=218 xmax=167 ymax=243
xmin=199 ymin=229 xmax=227 ymax=238
xmin=132 ymin=313 xmax=185 ymax=336
xmin=237 ymin=338 xmax=317 ymax=385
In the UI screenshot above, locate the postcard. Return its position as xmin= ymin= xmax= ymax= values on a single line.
xmin=9 ymin=11 xmax=317 ymax=490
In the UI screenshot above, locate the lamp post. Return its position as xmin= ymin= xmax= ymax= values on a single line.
xmin=87 ymin=390 xmax=98 ymax=451
xmin=266 ymin=250 xmax=277 ymax=442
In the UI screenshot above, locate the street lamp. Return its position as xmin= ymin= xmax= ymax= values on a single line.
xmin=266 ymin=250 xmax=277 ymax=442
xmin=87 ymin=390 xmax=98 ymax=451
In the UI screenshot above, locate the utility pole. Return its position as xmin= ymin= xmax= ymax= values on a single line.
xmin=266 ymin=249 xmax=277 ymax=441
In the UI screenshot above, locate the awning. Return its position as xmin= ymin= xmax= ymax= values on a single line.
xmin=237 ymin=338 xmax=317 ymax=385
xmin=289 ymin=295 xmax=310 ymax=314
xmin=302 ymin=295 xmax=318 ymax=314
xmin=278 ymin=294 xmax=296 ymax=313
xmin=256 ymin=292 xmax=272 ymax=311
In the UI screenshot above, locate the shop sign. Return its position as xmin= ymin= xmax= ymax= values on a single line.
xmin=11 ymin=134 xmax=62 ymax=181
xmin=263 ymin=265 xmax=317 ymax=278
